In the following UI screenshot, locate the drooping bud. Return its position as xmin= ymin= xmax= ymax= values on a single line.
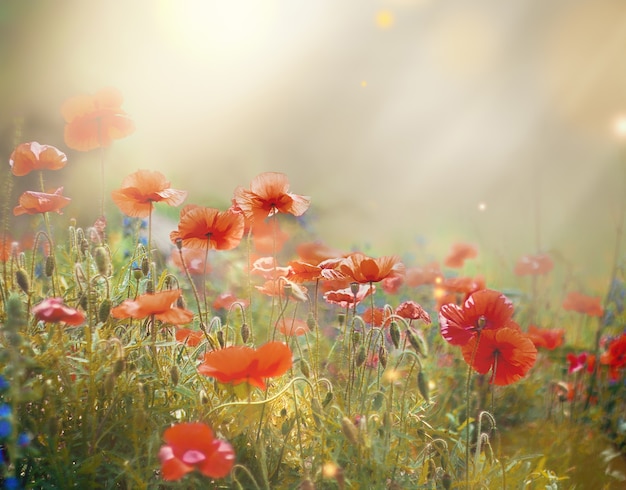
xmin=406 ymin=329 xmax=428 ymax=357
xmin=355 ymin=345 xmax=367 ymax=367
xmin=389 ymin=321 xmax=401 ymax=349
xmin=94 ymin=246 xmax=110 ymax=276
xmin=98 ymin=298 xmax=112 ymax=323
xmin=341 ymin=417 xmax=359 ymax=445
xmin=170 ymin=365 xmax=179 ymax=387
xmin=352 ymin=330 xmax=362 ymax=346
xmin=241 ymin=323 xmax=250 ymax=343
xmin=417 ymin=371 xmax=430 ymax=403
xmin=300 ymin=359 xmax=310 ymax=378
xmin=379 ymin=345 xmax=388 ymax=369
xmin=306 ymin=312 xmax=317 ymax=331
xmin=145 ymin=279 xmax=154 ymax=294
xmin=216 ymin=330 xmax=225 ymax=348
xmin=15 ymin=268 xmax=29 ymax=295
xmin=322 ymin=390 xmax=334 ymax=408
xmin=113 ymin=358 xmax=126 ymax=377
xmin=44 ymin=255 xmax=55 ymax=277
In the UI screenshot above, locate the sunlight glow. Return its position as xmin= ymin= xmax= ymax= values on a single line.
xmin=614 ymin=115 xmax=626 ymax=138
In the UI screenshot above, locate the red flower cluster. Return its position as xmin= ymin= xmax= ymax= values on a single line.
xmin=514 ymin=253 xmax=554 ymax=276
xmin=439 ymin=289 xmax=537 ymax=385
xmin=444 ymin=242 xmax=477 ymax=268
xmin=562 ymin=291 xmax=604 ymax=317
xmin=111 ymin=289 xmax=194 ymax=324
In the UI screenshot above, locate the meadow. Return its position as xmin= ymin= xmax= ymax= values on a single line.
xmin=0 ymin=87 xmax=625 ymax=489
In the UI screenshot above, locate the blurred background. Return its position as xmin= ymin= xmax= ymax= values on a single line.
xmin=1 ymin=0 xmax=625 ymax=285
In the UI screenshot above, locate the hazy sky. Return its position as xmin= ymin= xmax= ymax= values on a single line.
xmin=1 ymin=0 xmax=625 ymax=282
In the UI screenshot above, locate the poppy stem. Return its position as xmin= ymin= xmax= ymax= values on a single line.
xmin=465 ymin=331 xmax=482 ymax=490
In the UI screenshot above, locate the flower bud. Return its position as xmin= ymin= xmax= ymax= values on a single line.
xmin=355 ymin=345 xmax=367 ymax=367
xmin=300 ymin=359 xmax=310 ymax=378
xmin=15 ymin=268 xmax=29 ymax=295
xmin=145 ymin=279 xmax=154 ymax=294
xmin=44 ymin=255 xmax=55 ymax=277
xmin=337 ymin=312 xmax=345 ymax=327
xmin=379 ymin=345 xmax=388 ymax=369
xmin=94 ymin=246 xmax=110 ymax=276
xmin=417 ymin=371 xmax=430 ymax=403
xmin=98 ymin=298 xmax=112 ymax=323
xmin=241 ymin=322 xmax=250 ymax=343
xmin=322 ymin=391 xmax=334 ymax=408
xmin=217 ymin=330 xmax=225 ymax=348
xmin=113 ymin=358 xmax=126 ymax=377
xmin=406 ymin=329 xmax=428 ymax=357
xmin=306 ymin=312 xmax=317 ymax=330
xmin=141 ymin=256 xmax=150 ymax=276
xmin=341 ymin=417 xmax=359 ymax=445
xmin=170 ymin=365 xmax=179 ymax=387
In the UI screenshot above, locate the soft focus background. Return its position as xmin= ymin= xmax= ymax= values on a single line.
xmin=1 ymin=0 xmax=625 ymax=284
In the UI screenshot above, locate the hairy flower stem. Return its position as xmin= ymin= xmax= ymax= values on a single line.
xmin=466 ymin=331 xmax=482 ymax=490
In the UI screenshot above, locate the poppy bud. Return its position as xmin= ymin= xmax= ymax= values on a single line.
xmin=80 ymin=238 xmax=89 ymax=257
xmin=352 ymin=330 xmax=361 ymax=346
xmin=372 ymin=391 xmax=384 ymax=410
xmin=389 ymin=321 xmax=400 ymax=349
xmin=306 ymin=312 xmax=317 ymax=330
xmin=379 ymin=345 xmax=388 ymax=369
xmin=406 ymin=329 xmax=428 ymax=357
xmin=132 ymin=266 xmax=143 ymax=281
xmin=322 ymin=390 xmax=334 ymax=408
xmin=141 ymin=256 xmax=150 ymax=277
xmin=241 ymin=322 xmax=250 ymax=343
xmin=283 ymin=283 xmax=292 ymax=299
xmin=176 ymin=295 xmax=186 ymax=309
xmin=337 ymin=312 xmax=345 ymax=327
xmin=175 ymin=237 xmax=183 ymax=250
xmin=94 ymin=246 xmax=110 ymax=276
xmin=15 ymin=268 xmax=29 ymax=295
xmin=145 ymin=280 xmax=154 ymax=294
xmin=98 ymin=298 xmax=112 ymax=323
xmin=350 ymin=282 xmax=359 ymax=296
xmin=442 ymin=472 xmax=452 ymax=490
xmin=170 ymin=365 xmax=179 ymax=387
xmin=217 ymin=330 xmax=225 ymax=348
xmin=341 ymin=417 xmax=359 ymax=446
xmin=300 ymin=359 xmax=310 ymax=378
xmin=417 ymin=371 xmax=430 ymax=403
xmin=44 ymin=255 xmax=55 ymax=277
xmin=113 ymin=358 xmax=126 ymax=377
xmin=355 ymin=345 xmax=367 ymax=367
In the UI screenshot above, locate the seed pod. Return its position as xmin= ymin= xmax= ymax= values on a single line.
xmin=417 ymin=371 xmax=430 ymax=403
xmin=217 ymin=330 xmax=225 ymax=348
xmin=350 ymin=282 xmax=359 ymax=296
xmin=94 ymin=246 xmax=110 ymax=276
xmin=379 ymin=345 xmax=388 ymax=369
xmin=352 ymin=330 xmax=361 ymax=346
xmin=145 ymin=279 xmax=154 ymax=294
xmin=98 ymin=298 xmax=112 ymax=323
xmin=306 ymin=312 xmax=317 ymax=330
xmin=355 ymin=345 xmax=367 ymax=367
xmin=341 ymin=417 xmax=359 ymax=445
xmin=300 ymin=359 xmax=310 ymax=378
xmin=389 ymin=321 xmax=400 ymax=349
xmin=337 ymin=312 xmax=346 ymax=327
xmin=322 ymin=390 xmax=334 ymax=408
xmin=15 ymin=268 xmax=29 ymax=295
xmin=113 ymin=358 xmax=126 ymax=377
xmin=80 ymin=238 xmax=89 ymax=257
xmin=132 ymin=266 xmax=143 ymax=281
xmin=44 ymin=255 xmax=55 ymax=277
xmin=240 ymin=323 xmax=250 ymax=343
xmin=442 ymin=472 xmax=452 ymax=490
xmin=170 ymin=365 xmax=179 ymax=387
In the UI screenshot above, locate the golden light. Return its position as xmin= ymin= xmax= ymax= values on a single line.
xmin=375 ymin=10 xmax=395 ymax=29
xmin=614 ymin=115 xmax=626 ymax=137
xmin=478 ymin=202 xmax=487 ymax=212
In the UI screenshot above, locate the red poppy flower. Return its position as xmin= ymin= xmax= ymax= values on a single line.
xmin=339 ymin=253 xmax=404 ymax=284
xmin=175 ymin=328 xmax=204 ymax=347
xmin=251 ymin=257 xmax=290 ymax=280
xmin=255 ymin=279 xmax=308 ymax=302
xmin=170 ymin=247 xmax=211 ymax=276
xmin=277 ymin=318 xmax=310 ymax=337
xmin=250 ymin=219 xmax=289 ymax=254
xmin=159 ymin=422 xmax=235 ymax=481
xmin=381 ymin=275 xmax=404 ymax=294
xmin=461 ymin=327 xmax=537 ymax=385
xmin=444 ymin=243 xmax=478 ymax=268
xmin=324 ymin=284 xmax=375 ymax=308
xmin=233 ymin=172 xmax=311 ymax=223
xmin=111 ymin=169 xmax=187 ymax=218
xmin=197 ymin=341 xmax=293 ymax=389
xmin=13 ymin=187 xmax=71 ymax=216
xmin=32 ymin=298 xmax=85 ymax=326
xmin=600 ymin=333 xmax=626 ymax=370
xmin=562 ymin=291 xmax=604 ymax=317
xmin=514 ymin=254 xmax=554 ymax=276
xmin=396 ymin=300 xmax=431 ymax=324
xmin=9 ymin=142 xmax=67 ymax=176
xmin=566 ymin=352 xmax=589 ymax=374
xmin=287 ymin=260 xmax=345 ymax=283
xmin=212 ymin=292 xmax=248 ymax=311
xmin=61 ymin=87 xmax=135 ymax=151
xmin=527 ymin=325 xmax=565 ymax=350
xmin=362 ymin=307 xmax=386 ymax=327
xmin=439 ymin=289 xmax=517 ymax=346
xmin=296 ymin=241 xmax=345 ymax=266
xmin=170 ymin=205 xmax=244 ymax=251
xmin=111 ymin=289 xmax=194 ymax=324
xmin=405 ymin=262 xmax=442 ymax=287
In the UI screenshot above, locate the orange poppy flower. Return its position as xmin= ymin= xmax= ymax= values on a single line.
xmin=175 ymin=328 xmax=204 ymax=347
xmin=287 ymin=260 xmax=345 ymax=283
xmin=600 ymin=333 xmax=626 ymax=370
xmin=296 ymin=241 xmax=345 ymax=266
xmin=250 ymin=219 xmax=289 ymax=254
xmin=405 ymin=262 xmax=442 ymax=287
xmin=251 ymin=257 xmax=290 ymax=280
xmin=111 ymin=169 xmax=187 ymax=218
xmin=562 ymin=291 xmax=604 ymax=317
xmin=277 ymin=318 xmax=310 ymax=337
xmin=169 ymin=247 xmax=210 ymax=276
xmin=362 ymin=307 xmax=386 ymax=327
xmin=527 ymin=325 xmax=565 ymax=350
xmin=323 ymin=284 xmax=375 ymax=308
xmin=170 ymin=205 xmax=244 ymax=251
xmin=212 ymin=292 xmax=248 ymax=311
xmin=382 ymin=275 xmax=403 ymax=294
xmin=338 ymin=253 xmax=404 ymax=284
xmin=255 ymin=279 xmax=308 ymax=302
xmin=32 ymin=298 xmax=85 ymax=326
xmin=13 ymin=187 xmax=71 ymax=216
xmin=111 ymin=289 xmax=194 ymax=324
xmin=61 ymin=87 xmax=135 ymax=151
xmin=233 ymin=172 xmax=311 ymax=223
xmin=158 ymin=422 xmax=235 ymax=481
xmin=439 ymin=289 xmax=517 ymax=346
xmin=396 ymin=300 xmax=431 ymax=324
xmin=461 ymin=327 xmax=537 ymax=385
xmin=514 ymin=253 xmax=554 ymax=276
xmin=197 ymin=341 xmax=293 ymax=389
xmin=444 ymin=243 xmax=478 ymax=268
xmin=9 ymin=142 xmax=67 ymax=176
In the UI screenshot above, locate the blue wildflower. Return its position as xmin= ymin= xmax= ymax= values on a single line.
xmin=0 ymin=376 xmax=9 ymax=392
xmin=0 ymin=405 xmax=10 ymax=419
xmin=17 ymin=432 xmax=30 ymax=448
xmin=0 ymin=420 xmax=12 ymax=439
xmin=4 ymin=476 xmax=20 ymax=489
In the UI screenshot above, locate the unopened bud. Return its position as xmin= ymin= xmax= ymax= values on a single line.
xmin=241 ymin=323 xmax=250 ymax=343
xmin=113 ymin=358 xmax=126 ymax=377
xmin=170 ymin=365 xmax=179 ymax=387
xmin=98 ymin=298 xmax=112 ymax=323
xmin=145 ymin=280 xmax=154 ymax=294
xmin=141 ymin=256 xmax=150 ymax=276
xmin=300 ymin=359 xmax=310 ymax=378
xmin=94 ymin=246 xmax=110 ymax=276
xmin=406 ymin=329 xmax=428 ymax=357
xmin=15 ymin=268 xmax=29 ymax=294
xmin=322 ymin=391 xmax=334 ymax=408
xmin=355 ymin=345 xmax=367 ymax=367
xmin=44 ymin=255 xmax=55 ymax=277
xmin=352 ymin=330 xmax=361 ymax=346
xmin=379 ymin=345 xmax=388 ymax=369
xmin=337 ymin=313 xmax=345 ymax=327
xmin=389 ymin=321 xmax=400 ymax=349
xmin=417 ymin=371 xmax=430 ymax=403
xmin=306 ymin=312 xmax=317 ymax=330
xmin=341 ymin=417 xmax=359 ymax=445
